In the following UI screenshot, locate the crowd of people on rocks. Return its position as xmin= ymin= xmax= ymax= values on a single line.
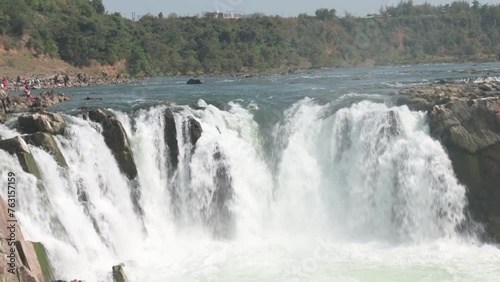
xmin=0 ymin=71 xmax=129 ymax=93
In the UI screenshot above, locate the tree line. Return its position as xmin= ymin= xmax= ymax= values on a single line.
xmin=0 ymin=0 xmax=499 ymax=76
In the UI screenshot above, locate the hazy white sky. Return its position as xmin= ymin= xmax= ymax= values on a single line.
xmin=102 ymin=0 xmax=500 ymax=18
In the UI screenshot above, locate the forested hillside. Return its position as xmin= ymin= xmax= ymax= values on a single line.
xmin=0 ymin=0 xmax=499 ymax=76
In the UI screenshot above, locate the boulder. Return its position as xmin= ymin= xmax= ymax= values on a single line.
xmin=112 ymin=265 xmax=129 ymax=282
xmin=84 ymin=97 xmax=103 ymax=101
xmin=187 ymin=79 xmax=202 ymax=85
xmin=187 ymin=116 xmax=202 ymax=146
xmin=87 ymin=109 xmax=137 ymax=180
xmin=23 ymin=132 xmax=68 ymax=168
xmin=32 ymin=90 xmax=72 ymax=108
xmin=0 ymin=136 xmax=41 ymax=179
xmin=88 ymin=108 xmax=114 ymax=124
xmin=0 ymin=112 xmax=6 ymax=123
xmin=164 ymin=108 xmax=179 ymax=170
xmin=18 ymin=112 xmax=67 ymax=135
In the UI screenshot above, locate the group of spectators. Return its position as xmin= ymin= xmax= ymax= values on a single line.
xmin=0 ymin=75 xmax=67 ymax=89
xmin=1 ymin=71 xmax=127 ymax=94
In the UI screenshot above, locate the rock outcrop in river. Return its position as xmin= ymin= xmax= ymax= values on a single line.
xmin=0 ymin=89 xmax=71 ymax=124
xmin=18 ymin=112 xmax=67 ymax=135
xmin=87 ymin=108 xmax=138 ymax=180
xmin=86 ymin=108 xmax=144 ymax=217
xmin=0 ymin=136 xmax=42 ymax=179
xmin=399 ymin=83 xmax=500 ymax=241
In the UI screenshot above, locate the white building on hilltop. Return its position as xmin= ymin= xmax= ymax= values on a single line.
xmin=216 ymin=12 xmax=243 ymax=19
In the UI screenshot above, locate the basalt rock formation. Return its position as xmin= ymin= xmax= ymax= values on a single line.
xmin=0 ymin=136 xmax=41 ymax=179
xmin=206 ymin=146 xmax=234 ymax=239
xmin=399 ymin=83 xmax=500 ymax=241
xmin=0 ymin=90 xmax=71 ymax=120
xmin=0 ymin=197 xmax=55 ymax=282
xmin=164 ymin=108 xmax=179 ymax=171
xmin=22 ymin=132 xmax=68 ymax=168
xmin=87 ymin=108 xmax=143 ymax=217
xmin=18 ymin=112 xmax=67 ymax=135
xmin=187 ymin=116 xmax=203 ymax=146
xmin=87 ymin=108 xmax=138 ymax=180
xmin=164 ymin=108 xmax=204 ymax=171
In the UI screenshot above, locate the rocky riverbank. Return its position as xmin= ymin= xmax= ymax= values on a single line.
xmin=1 ymin=74 xmax=134 ymax=91
xmin=398 ymin=81 xmax=500 ymax=241
xmin=0 ymin=89 xmax=71 ymax=123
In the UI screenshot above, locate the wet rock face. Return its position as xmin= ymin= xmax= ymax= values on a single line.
xmin=0 ymin=136 xmax=41 ymax=179
xmin=428 ymin=98 xmax=500 ymax=241
xmin=112 ymin=265 xmax=129 ymax=282
xmin=23 ymin=132 xmax=68 ymax=168
xmin=206 ymin=146 xmax=235 ymax=239
xmin=18 ymin=111 xmax=67 ymax=135
xmin=87 ymin=109 xmax=138 ymax=180
xmin=401 ymin=82 xmax=500 ymax=242
xmin=187 ymin=116 xmax=202 ymax=146
xmin=164 ymin=108 xmax=179 ymax=171
xmin=87 ymin=109 xmax=143 ymax=217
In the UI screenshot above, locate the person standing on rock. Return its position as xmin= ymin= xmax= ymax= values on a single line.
xmin=2 ymin=77 xmax=8 ymax=88
xmin=24 ymin=84 xmax=34 ymax=101
xmin=63 ymin=74 xmax=70 ymax=87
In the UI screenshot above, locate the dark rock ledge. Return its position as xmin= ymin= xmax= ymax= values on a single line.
xmin=398 ymin=82 xmax=500 ymax=242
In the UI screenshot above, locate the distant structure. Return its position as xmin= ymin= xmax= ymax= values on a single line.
xmin=216 ymin=11 xmax=243 ymax=19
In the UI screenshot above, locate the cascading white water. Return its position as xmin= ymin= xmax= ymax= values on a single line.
xmin=271 ymin=98 xmax=467 ymax=242
xmin=1 ymin=98 xmax=499 ymax=282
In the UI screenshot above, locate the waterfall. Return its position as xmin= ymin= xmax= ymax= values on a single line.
xmin=271 ymin=99 xmax=468 ymax=242
xmin=0 ymin=98 xmax=488 ymax=281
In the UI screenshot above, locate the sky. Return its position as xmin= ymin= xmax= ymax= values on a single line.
xmin=102 ymin=0 xmax=500 ymax=18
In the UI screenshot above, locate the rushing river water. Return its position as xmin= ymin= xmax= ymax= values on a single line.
xmin=1 ymin=63 xmax=500 ymax=281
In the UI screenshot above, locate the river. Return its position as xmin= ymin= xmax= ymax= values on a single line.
xmin=1 ymin=62 xmax=500 ymax=281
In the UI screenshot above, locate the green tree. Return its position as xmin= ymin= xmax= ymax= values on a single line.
xmin=127 ymin=46 xmax=151 ymax=76
xmin=315 ymin=8 xmax=337 ymax=20
xmin=90 ymin=0 xmax=105 ymax=14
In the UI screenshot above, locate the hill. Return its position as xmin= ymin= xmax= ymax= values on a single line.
xmin=0 ymin=0 xmax=499 ymax=77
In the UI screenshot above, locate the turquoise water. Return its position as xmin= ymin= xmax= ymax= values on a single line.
xmin=2 ymin=62 xmax=500 ymax=281
xmin=50 ymin=62 xmax=500 ymax=114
